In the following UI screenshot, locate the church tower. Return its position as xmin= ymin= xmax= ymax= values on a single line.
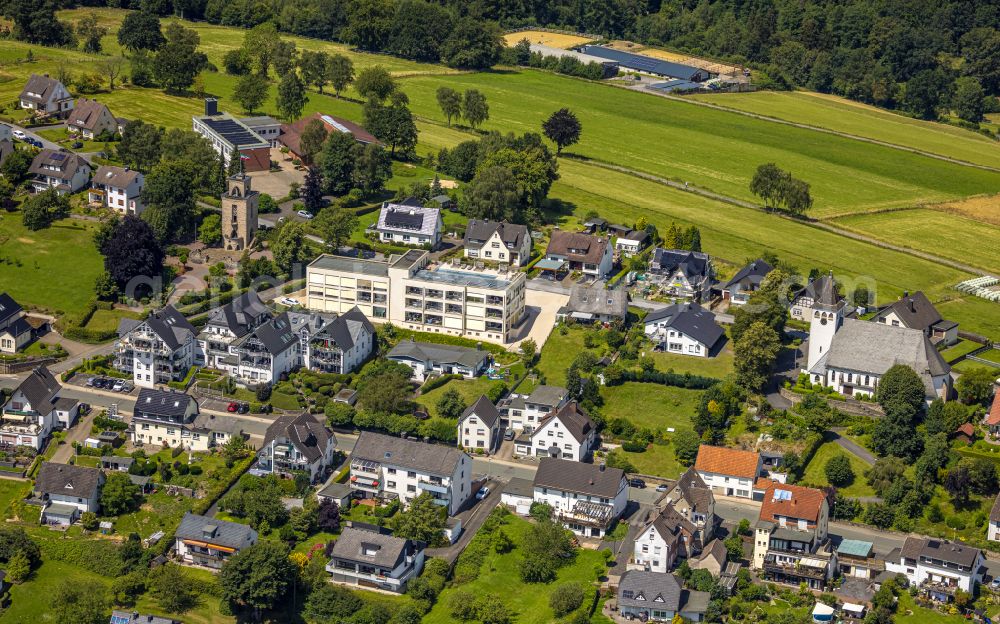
xmin=222 ymin=173 xmax=258 ymax=252
xmin=805 ymin=273 xmax=846 ymax=378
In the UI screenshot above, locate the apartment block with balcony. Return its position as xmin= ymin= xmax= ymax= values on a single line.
xmin=752 ymin=483 xmax=834 ymax=590
xmin=115 ymin=306 xmax=197 ymax=389
xmin=532 ymin=458 xmax=629 ymax=538
xmin=885 ymin=536 xmax=984 ymax=601
xmin=350 ymin=432 xmax=472 ymax=516
xmin=230 ymin=312 xmax=298 ymax=385
xmin=306 ymin=255 xmax=393 ymax=319
xmin=174 ymin=512 xmax=257 ymax=570
xmin=131 ymin=388 xmax=203 ymax=449
xmin=503 ymin=385 xmax=569 ymax=434
xmin=258 ymin=412 xmax=336 ymax=482
xmin=294 ymin=307 xmax=374 ymax=375
xmin=0 ymin=366 xmax=62 ymax=450
xmin=326 ymin=524 xmax=425 ymax=593
xmin=197 ymin=291 xmax=272 ymax=371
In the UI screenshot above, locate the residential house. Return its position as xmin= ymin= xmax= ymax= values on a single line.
xmin=115 ymin=306 xmax=197 ymax=388
xmin=789 ymin=273 xmax=842 ymax=321
xmin=872 ymin=291 xmax=958 ymax=346
xmin=614 ymin=229 xmax=651 ymax=258
xmin=53 ymin=397 xmax=80 ymax=429
xmin=556 ymin=284 xmax=628 ymax=324
xmin=386 ymin=340 xmax=490 ymax=382
xmin=616 ymin=570 xmax=711 ymax=622
xmin=279 ymin=112 xmax=379 ymax=161
xmin=350 ymin=432 xmax=473 ymax=515
xmin=231 ymin=312 xmax=299 ymax=385
xmin=130 ymin=388 xmax=207 ymax=450
xmin=884 ymin=536 xmax=985 ymax=600
xmin=1 ymin=366 xmax=63 ymax=450
xmin=373 ymin=202 xmax=443 ymax=249
xmin=532 ymin=458 xmax=629 ymax=538
xmin=298 ymin=307 xmax=374 ymax=374
xmin=66 ymin=98 xmax=117 ymax=139
xmin=197 ymin=291 xmax=272 ymax=370
xmin=518 ymin=401 xmax=597 ymax=462
xmin=28 ymin=149 xmax=91 ymax=194
xmin=504 ymin=384 xmax=569 ymax=433
xmin=837 ymin=539 xmax=882 ymax=579
xmin=0 ymin=292 xmax=34 ymax=354
xmin=644 ymin=302 xmax=725 ymax=358
xmin=693 ymin=445 xmax=762 ymax=499
xmin=987 ymin=390 xmax=1000 ymax=441
xmin=631 ymin=506 xmax=699 ymax=573
xmin=19 ymin=74 xmax=73 ymax=117
xmin=110 ymin=611 xmax=181 ymax=624
xmin=457 ymin=395 xmax=502 ymax=453
xmin=463 ymin=219 xmax=532 ymax=266
xmin=35 ymin=462 xmax=105 ymax=525
xmin=688 ymin=540 xmax=729 ymax=579
xmin=647 ymin=249 xmax=713 ymax=301
xmin=720 ymin=259 xmax=773 ymax=305
xmin=89 ymin=165 xmax=145 ymax=216
xmin=174 ymin=512 xmax=257 ymax=569
xmin=990 ymin=493 xmax=1000 ymax=542
xmin=190 ymin=412 xmax=246 ymax=449
xmin=662 ymin=467 xmax=717 ymax=548
xmin=326 ymin=524 xmax=425 ymax=593
xmin=752 ymin=482 xmax=834 ymax=590
xmin=258 ymin=412 xmax=336 ymax=482
xmin=192 ymin=99 xmax=270 ymax=172
xmin=500 ymin=477 xmax=534 ymax=515
xmin=541 ymin=230 xmax=613 ymax=278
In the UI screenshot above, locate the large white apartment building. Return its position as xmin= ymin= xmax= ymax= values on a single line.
xmin=115 ymin=306 xmax=198 ymax=388
xmin=307 ymin=251 xmax=526 ymax=344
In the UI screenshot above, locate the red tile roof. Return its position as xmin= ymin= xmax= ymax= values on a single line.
xmin=759 ymin=482 xmax=827 ymax=524
xmin=694 ymin=445 xmax=760 ymax=479
xmin=954 ymin=422 xmax=975 ymax=438
xmin=279 ymin=112 xmax=378 ymax=158
xmin=987 ymin=390 xmax=1000 ymax=427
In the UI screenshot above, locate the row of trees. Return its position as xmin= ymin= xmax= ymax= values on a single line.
xmin=435 ymin=87 xmax=490 ymax=128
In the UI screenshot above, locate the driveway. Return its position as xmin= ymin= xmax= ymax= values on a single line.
xmin=829 ymin=429 xmax=877 ymax=465
xmin=9 ymin=123 xmax=62 ymax=152
xmin=247 ymin=148 xmax=306 ymax=199
xmin=50 ymin=407 xmax=97 ymax=464
xmin=426 ymin=484 xmax=502 ymax=563
xmin=508 ymin=288 xmax=568 ymax=350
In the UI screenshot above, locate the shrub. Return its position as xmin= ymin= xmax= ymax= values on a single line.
xmin=549 ymin=583 xmax=584 ymax=617
xmin=824 ymin=454 xmax=855 ymax=487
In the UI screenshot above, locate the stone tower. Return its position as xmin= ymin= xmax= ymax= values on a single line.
xmin=222 ymin=173 xmax=258 ymax=252
xmin=805 ymin=273 xmax=846 ymax=376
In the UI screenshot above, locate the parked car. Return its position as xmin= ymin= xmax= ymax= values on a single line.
xmin=476 ymin=486 xmax=490 ymax=500
xmin=227 ymin=402 xmax=239 ymax=413
xmin=71 ymin=141 xmax=83 ymax=149
xmin=629 ymin=478 xmax=646 ymax=489
xmin=279 ymin=297 xmax=299 ymax=307
xmin=297 ymin=210 xmax=314 ymax=220
xmin=85 ymin=377 xmax=97 ymax=387
xmin=237 ymin=403 xmax=249 ymax=414
xmin=992 ymin=577 xmax=1000 ymax=590
xmin=503 ymin=428 xmax=515 ymax=441
xmin=12 ymin=129 xmax=26 ymax=140
xmin=27 ymin=138 xmax=42 ymax=148
xmin=655 ymin=483 xmax=668 ymax=493
xmin=92 ymin=378 xmax=107 ymax=389
xmin=111 ymin=380 xmax=125 ymax=392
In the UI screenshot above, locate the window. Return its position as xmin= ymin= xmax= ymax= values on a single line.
xmin=406 ymin=485 xmax=416 ymax=493
xmin=387 ymin=481 xmax=396 ymax=488
xmin=407 ymin=471 xmax=416 ymax=478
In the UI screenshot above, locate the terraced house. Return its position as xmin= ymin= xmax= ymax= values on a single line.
xmin=115 ymin=306 xmax=197 ymax=388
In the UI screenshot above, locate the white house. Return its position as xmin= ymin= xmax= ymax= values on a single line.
xmin=0 ymin=292 xmax=34 ymax=354
xmin=53 ymin=397 xmax=80 ymax=429
xmin=720 ymin=259 xmax=773 ymax=305
xmin=197 ymin=291 xmax=272 ymax=369
xmin=231 ymin=312 xmax=299 ymax=385
xmin=752 ymin=482 xmax=834 ymax=590
xmin=542 ymin=230 xmax=613 ymax=278
xmin=326 ymin=524 xmax=425 ymax=593
xmin=298 ymin=307 xmax=375 ymax=375
xmin=616 ymin=571 xmax=710 ymax=622
xmin=885 ymin=537 xmax=984 ymax=600
xmin=1 ymin=365 xmax=62 ymax=450
xmin=648 ymin=249 xmax=713 ymax=301
xmin=386 ymin=341 xmax=490 ymax=382
xmin=693 ymin=445 xmax=762 ymax=499
xmin=789 ymin=274 xmax=841 ymax=321
xmin=373 ymin=201 xmax=443 ymax=249
xmin=631 ymin=506 xmax=699 ymax=573
xmin=115 ymin=305 xmax=197 ymax=388
xmin=28 ymin=149 xmax=91 ymax=195
xmin=19 ymin=74 xmax=73 ymax=117
xmin=463 ymin=219 xmax=532 ymax=266
xmin=614 ymin=230 xmax=650 ymax=258
xmin=66 ymin=98 xmax=118 ymax=139
xmin=500 ymin=477 xmax=535 ymax=515
xmin=990 ymin=494 xmax=1000 ymax=542
xmin=89 ymin=165 xmax=145 ymax=216
xmin=532 ymin=458 xmax=629 ymax=538
xmin=457 ymin=395 xmax=502 ymax=453
xmin=258 ymin=412 xmax=336 ymax=483
xmin=130 ymin=388 xmax=205 ymax=450
xmin=519 ymin=401 xmax=597 ymax=462
xmin=663 ymin=467 xmax=716 ymax=548
xmin=35 ymin=462 xmax=105 ymax=526
xmin=174 ymin=512 xmax=257 ymax=569
xmin=871 ymin=290 xmax=958 ymax=346
xmin=504 ymin=385 xmax=568 ymax=433
xmin=350 ymin=432 xmax=472 ymax=516
xmin=644 ymin=302 xmax=725 ymax=358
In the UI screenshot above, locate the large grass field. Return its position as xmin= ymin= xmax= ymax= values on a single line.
xmin=0 ymin=212 xmax=105 ymax=316
xmin=648 ymin=346 xmax=733 ymax=379
xmin=690 ymin=90 xmax=1000 ymax=170
xmin=417 ymin=376 xmax=497 ymax=417
xmin=600 ymin=383 xmax=700 ymax=432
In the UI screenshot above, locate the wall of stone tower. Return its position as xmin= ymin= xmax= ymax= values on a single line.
xmin=222 ymin=175 xmax=259 ymax=251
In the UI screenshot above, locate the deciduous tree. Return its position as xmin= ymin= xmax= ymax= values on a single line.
xmin=117 ymin=10 xmax=165 ymax=53
xmin=219 ymin=541 xmax=297 ymax=618
xmin=298 ymin=118 xmax=328 ymax=165
xmin=232 ymin=73 xmax=269 ymax=114
xmin=314 ymin=205 xmax=357 ymax=250
xmin=318 ymin=131 xmax=358 ymax=196
xmin=733 ymin=320 xmax=780 ymax=393
xmin=542 ymin=108 xmax=582 ymax=154
xmin=21 ymin=189 xmax=70 ymax=231
xmin=100 ymin=215 xmax=164 ymax=291
xmin=101 ymin=471 xmax=142 ymax=515
xmin=462 ymin=89 xmax=489 ymax=129
xmin=276 ymin=71 xmax=308 ymax=121
xmin=326 ymin=54 xmax=354 ymax=97
xmin=436 ymin=86 xmax=462 ymax=126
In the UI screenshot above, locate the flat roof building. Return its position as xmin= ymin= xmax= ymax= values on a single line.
xmin=578 ymin=46 xmax=711 ymax=81
xmin=192 ymin=98 xmax=270 ymax=172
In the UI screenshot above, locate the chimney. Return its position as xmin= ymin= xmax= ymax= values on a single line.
xmin=599 ymin=463 xmax=606 ymax=472
xmin=204 ymin=97 xmax=219 ymax=116
xmin=909 ymin=298 xmax=915 ymax=313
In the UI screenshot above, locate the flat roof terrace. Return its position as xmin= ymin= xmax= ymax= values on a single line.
xmin=412 ymin=267 xmax=513 ymax=290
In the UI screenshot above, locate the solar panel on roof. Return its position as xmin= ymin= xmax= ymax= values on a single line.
xmin=111 ymin=616 xmax=131 ymax=624
xmin=385 ymin=209 xmax=424 ymax=230
xmin=50 ymin=152 xmax=66 ymax=161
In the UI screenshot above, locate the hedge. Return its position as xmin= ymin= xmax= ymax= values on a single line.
xmin=167 ymin=366 xmax=198 ymax=391
xmin=420 ymin=374 xmax=462 ymax=394
xmin=605 ymin=369 xmax=719 ymax=389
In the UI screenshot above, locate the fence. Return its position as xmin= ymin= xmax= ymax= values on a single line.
xmin=0 ymin=356 xmax=60 ymax=375
xmin=778 ymin=387 xmax=885 ymax=418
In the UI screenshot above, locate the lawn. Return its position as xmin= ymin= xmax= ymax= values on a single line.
xmin=800 ymin=441 xmax=876 ymax=498
xmin=35 ymin=127 xmax=109 ymax=154
xmin=690 ymin=90 xmax=1000 ymax=171
xmin=535 ymin=325 xmax=614 ymax=387
xmin=84 ymin=308 xmax=143 ymax=333
xmin=621 ymin=443 xmax=686 ymax=480
xmin=647 ymin=345 xmax=733 ymax=379
xmin=940 ymin=339 xmax=985 ymax=362
xmin=600 ymin=383 xmax=701 ymax=432
xmin=0 ymin=478 xmax=31 ymax=517
xmin=0 ymin=559 xmax=110 ymax=624
xmin=422 ymin=515 xmax=608 ymax=624
xmin=417 ymin=376 xmax=497 ymax=418
xmin=0 ymin=212 xmax=105 ymax=317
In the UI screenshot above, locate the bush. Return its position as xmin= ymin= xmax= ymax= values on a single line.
xmin=549 ymin=583 xmax=584 ymax=617
xmin=824 ymin=454 xmax=855 ymax=487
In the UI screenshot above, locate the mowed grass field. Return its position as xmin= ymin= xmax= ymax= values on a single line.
xmin=691 ymin=90 xmax=1000 ymax=171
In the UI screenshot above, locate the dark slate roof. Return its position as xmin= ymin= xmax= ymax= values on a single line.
xmin=649 ymin=248 xmax=711 ymax=279
xmin=649 ymin=505 xmax=697 ymax=542
xmin=13 ymin=366 xmax=61 ymax=413
xmin=352 ymin=431 xmax=466 ymax=476
xmin=873 ymin=291 xmax=943 ymax=331
xmin=28 ymin=149 xmax=88 ymax=181
xmin=66 ymin=98 xmax=112 ymax=131
xmin=991 ymin=493 xmax=1000 ymax=523
xmin=578 ymin=46 xmax=707 ymax=81
xmin=134 ymin=388 xmax=195 ymax=419
xmin=53 ymin=396 xmax=79 ymax=411
xmin=535 ymin=401 xmax=594 ymax=444
xmin=312 ymin=306 xmax=374 ymax=352
xmin=263 ymin=412 xmax=334 ymax=463
xmin=318 ymin=481 xmax=353 ymax=500
xmin=671 ymin=466 xmax=714 ymax=514
xmin=387 ymin=340 xmax=489 ymax=369
xmin=126 ymin=306 xmax=196 ymax=350
xmin=533 ymin=457 xmax=625 ymax=498
xmin=644 ymin=302 xmax=724 ymax=347
xmin=1 ymin=316 xmax=32 ymax=340
xmin=175 ymin=512 xmax=256 ymax=549
xmin=111 ymin=610 xmax=180 ymax=624
xmin=464 ymin=219 xmax=529 ymax=250
xmin=564 ymin=284 xmax=628 ymax=319
xmin=20 ymin=74 xmax=65 ymax=103
xmin=35 ymin=462 xmax=103 ymax=500
xmin=207 ymin=291 xmax=270 ymax=337
xmin=526 ymin=385 xmax=567 ymax=408
xmin=0 ymin=292 xmax=23 ymax=327
xmin=330 ymin=525 xmax=422 ymax=568
xmin=503 ymin=477 xmax=535 ymax=498
xmin=920 ymin=538 xmax=981 ymax=568
xmin=617 ymin=570 xmax=682 ymax=610
xmin=459 ymin=395 xmax=501 ymax=428
xmin=722 ymin=259 xmax=773 ymax=290
xmin=243 ymin=312 xmax=297 ymax=355
xmin=793 ymin=274 xmax=840 ymax=306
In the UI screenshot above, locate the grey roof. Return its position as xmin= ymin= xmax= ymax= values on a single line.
xmin=11 ymin=366 xmax=61 ymax=413
xmin=310 ymin=306 xmax=374 ymax=352
xmin=411 ymin=266 xmax=512 ymax=290
xmin=28 ymin=149 xmax=88 ymax=181
xmin=578 ymin=46 xmax=707 ymax=81
xmin=503 ymin=476 xmax=534 ymax=498
xmin=35 ymin=462 xmax=103 ymax=500
xmin=20 ymin=74 xmax=66 ymax=103
xmin=317 ymin=481 xmax=353 ymax=500
xmin=648 ymin=505 xmax=696 ymax=544
xmin=991 ymin=493 xmax=1000 ymax=523
xmin=644 ymin=302 xmax=724 ymax=347
xmin=206 ymin=291 xmax=270 ymax=338
xmin=564 ymin=284 xmax=628 ymax=319
xmin=793 ymin=274 xmax=840 ymax=307
xmin=239 ymin=115 xmax=279 ymax=127
xmin=330 ymin=525 xmax=422 ymax=568
xmin=111 ymin=609 xmax=181 ymax=624
xmin=134 ymin=388 xmax=195 ymax=419
xmin=240 ymin=311 xmax=297 ymax=355
xmin=533 ymin=457 xmax=625 ymax=498
xmin=387 ymin=340 xmax=489 ymax=369
xmin=873 ymin=291 xmax=943 ymax=331
xmin=308 ymin=254 xmax=390 ymax=277
xmin=464 ymin=219 xmax=529 ymax=250
xmin=352 ymin=431 xmax=467 ymax=476
xmin=1 ymin=316 xmax=31 ymax=340
xmin=53 ymin=396 xmax=79 ymax=411
xmin=528 ymin=43 xmax=619 ymax=66
xmin=120 ymin=306 xmax=195 ymax=350
xmin=459 ymin=395 xmax=501 ymax=428
xmin=526 ymin=385 xmax=567 ymax=408
xmin=66 ymin=98 xmax=112 ymax=131
xmin=101 ymin=455 xmax=135 ymax=468
xmin=649 ymin=249 xmax=711 ymax=280
xmin=92 ymin=164 xmax=140 ymax=190
xmin=263 ymin=412 xmax=334 ymax=463
xmin=376 ymin=202 xmax=440 ymax=237
xmin=43 ymin=503 xmax=80 ymax=518
xmin=175 ymin=512 xmax=256 ymax=550
xmin=0 ymin=292 xmax=23 ymax=327
xmin=192 ymin=412 xmax=245 ymax=436
xmin=919 ymin=538 xmax=981 ymax=568
xmin=618 ymin=570 xmax=686 ymax=611
xmin=670 ymin=466 xmax=714 ymax=514
xmin=722 ymin=259 xmax=773 ymax=290
xmin=821 ymin=319 xmax=950 ymax=391
xmin=535 ymin=401 xmax=594 ymax=444
xmin=618 ymin=230 xmax=650 ymax=244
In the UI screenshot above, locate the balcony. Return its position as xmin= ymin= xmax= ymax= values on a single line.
xmin=920 ymin=579 xmax=961 ymax=596
xmin=486 ymin=296 xmax=503 ymax=305
xmin=445 ymin=292 xmax=463 ymax=301
xmin=426 ymin=290 xmax=443 ymax=299
xmin=763 ymin=555 xmax=828 ymax=581
xmin=425 ymin=301 xmax=443 ymax=312
xmin=418 ymin=479 xmax=448 ymax=494
xmin=424 ymin=315 xmax=443 ymax=326
xmin=351 ymin=460 xmax=380 ymax=476
xmin=446 ymin=304 xmax=463 ymax=315
xmin=405 ymin=298 xmax=422 ymax=309
xmin=240 ymin=356 xmax=273 ymax=368
xmin=485 ymin=322 xmax=504 ymax=332
xmin=405 ymin=312 xmax=423 ymax=323
xmin=405 ymin=287 xmax=424 ymax=296
xmin=485 ymin=308 xmax=503 ymax=319
xmin=351 ymin=475 xmax=381 ymax=492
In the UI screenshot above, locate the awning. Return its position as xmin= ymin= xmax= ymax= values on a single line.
xmin=842 ymin=603 xmax=865 ymax=614
xmin=2 ymin=414 xmax=28 ymax=422
xmin=799 ymin=557 xmax=828 ymax=569
xmin=183 ymin=539 xmax=235 ymax=553
xmin=571 ymin=311 xmax=595 ymax=320
xmin=535 ymin=258 xmax=566 ymax=271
